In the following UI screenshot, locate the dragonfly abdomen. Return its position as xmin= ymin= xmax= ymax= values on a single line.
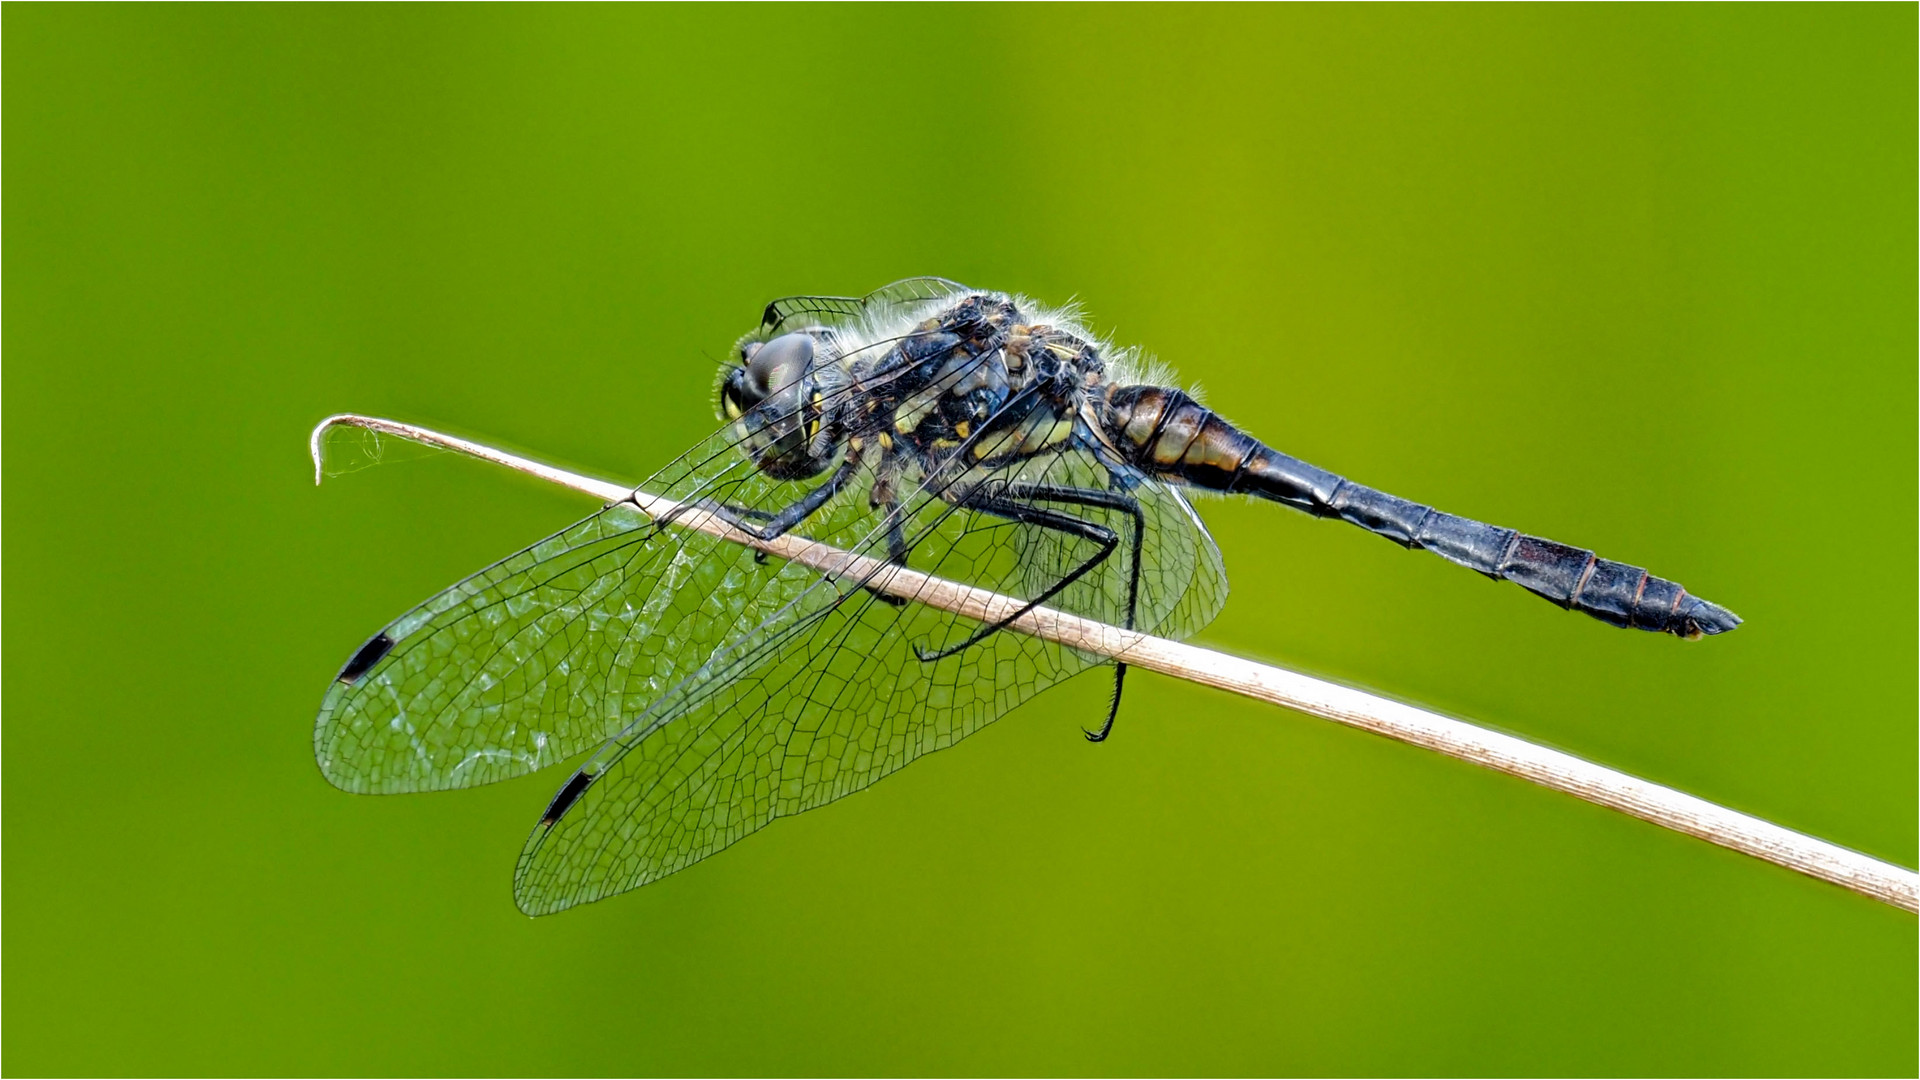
xmin=1097 ymin=385 xmax=1740 ymax=639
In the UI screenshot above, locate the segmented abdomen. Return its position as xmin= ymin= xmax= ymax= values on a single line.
xmin=1096 ymin=385 xmax=1740 ymax=639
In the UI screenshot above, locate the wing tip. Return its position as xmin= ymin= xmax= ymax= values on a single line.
xmin=311 ymin=743 xmax=368 ymax=794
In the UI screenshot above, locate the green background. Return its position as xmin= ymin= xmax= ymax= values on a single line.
xmin=6 ymin=6 xmax=1914 ymax=1075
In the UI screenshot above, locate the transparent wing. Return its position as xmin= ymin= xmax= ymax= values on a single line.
xmin=314 ymin=367 xmax=928 ymax=794
xmin=511 ymin=435 xmax=1226 ymax=914
xmin=316 ymin=501 xmax=664 ymax=793
xmin=759 ymin=277 xmax=974 ymax=335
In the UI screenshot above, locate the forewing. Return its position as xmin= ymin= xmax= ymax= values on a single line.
xmin=314 ymin=420 xmax=886 ymax=794
xmin=512 ymin=442 xmax=1225 ymax=914
xmin=315 ymin=317 xmax=949 ymax=795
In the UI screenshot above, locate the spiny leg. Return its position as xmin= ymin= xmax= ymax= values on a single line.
xmin=1097 ymin=664 xmax=1129 ymax=744
xmin=861 ymin=501 xmax=913 ymax=608
xmin=910 ymin=481 xmax=1146 ymax=726
xmin=990 ymin=483 xmax=1146 ymax=742
xmin=720 ymin=506 xmax=781 ymax=564
xmin=911 ymin=490 xmax=1119 ymax=663
xmin=692 ymin=454 xmax=863 ymax=547
xmin=695 ymin=450 xmax=911 ymax=603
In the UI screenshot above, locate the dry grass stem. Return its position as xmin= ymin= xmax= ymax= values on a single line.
xmin=311 ymin=413 xmax=1920 ymax=914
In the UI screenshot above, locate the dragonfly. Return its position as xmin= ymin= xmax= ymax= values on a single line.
xmin=316 ymin=277 xmax=1740 ymax=915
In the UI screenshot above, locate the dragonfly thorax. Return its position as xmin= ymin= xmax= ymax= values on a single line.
xmin=843 ymin=296 xmax=1112 ymax=473
xmin=724 ymin=291 xmax=1116 ymax=486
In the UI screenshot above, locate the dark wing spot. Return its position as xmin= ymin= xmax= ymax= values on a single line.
xmin=336 ymin=631 xmax=395 ymax=683
xmin=541 ymin=769 xmax=595 ymax=827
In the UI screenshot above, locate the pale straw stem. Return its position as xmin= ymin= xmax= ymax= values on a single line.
xmin=310 ymin=413 xmax=1920 ymax=914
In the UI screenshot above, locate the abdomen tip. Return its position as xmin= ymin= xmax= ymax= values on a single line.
xmin=1682 ymin=599 xmax=1742 ymax=638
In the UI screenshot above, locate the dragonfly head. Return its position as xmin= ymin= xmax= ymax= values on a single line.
xmin=720 ymin=332 xmax=833 ymax=481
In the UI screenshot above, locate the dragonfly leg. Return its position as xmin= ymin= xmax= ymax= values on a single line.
xmin=912 ymin=481 xmax=1146 ymax=731
xmin=1095 ymin=663 xmax=1128 ymax=744
xmin=700 ymin=452 xmax=913 ymax=602
xmin=859 ymin=505 xmax=913 ymax=607
xmin=912 ymin=494 xmax=1117 ymax=663
xmin=989 ymin=483 xmax=1146 ymax=742
xmin=703 ymin=455 xmax=862 ymax=542
xmin=717 ymin=507 xmax=780 ymax=564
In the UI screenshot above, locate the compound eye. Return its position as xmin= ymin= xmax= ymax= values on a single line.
xmin=745 ymin=333 xmax=814 ymax=397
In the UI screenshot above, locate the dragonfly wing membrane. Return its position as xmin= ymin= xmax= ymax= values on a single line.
xmin=314 ymin=424 xmax=881 ymax=795
xmin=759 ymin=277 xmax=975 ymax=335
xmin=513 ymin=444 xmax=1224 ymax=914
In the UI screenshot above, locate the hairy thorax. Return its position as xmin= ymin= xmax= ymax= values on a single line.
xmin=837 ymin=294 xmax=1113 ymax=478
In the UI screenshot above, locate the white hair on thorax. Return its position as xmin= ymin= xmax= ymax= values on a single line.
xmin=823 ymin=283 xmax=1197 ymax=401
xmin=1014 ymin=291 xmax=1196 ymax=401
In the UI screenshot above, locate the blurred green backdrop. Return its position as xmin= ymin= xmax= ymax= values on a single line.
xmin=5 ymin=6 xmax=1914 ymax=1075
